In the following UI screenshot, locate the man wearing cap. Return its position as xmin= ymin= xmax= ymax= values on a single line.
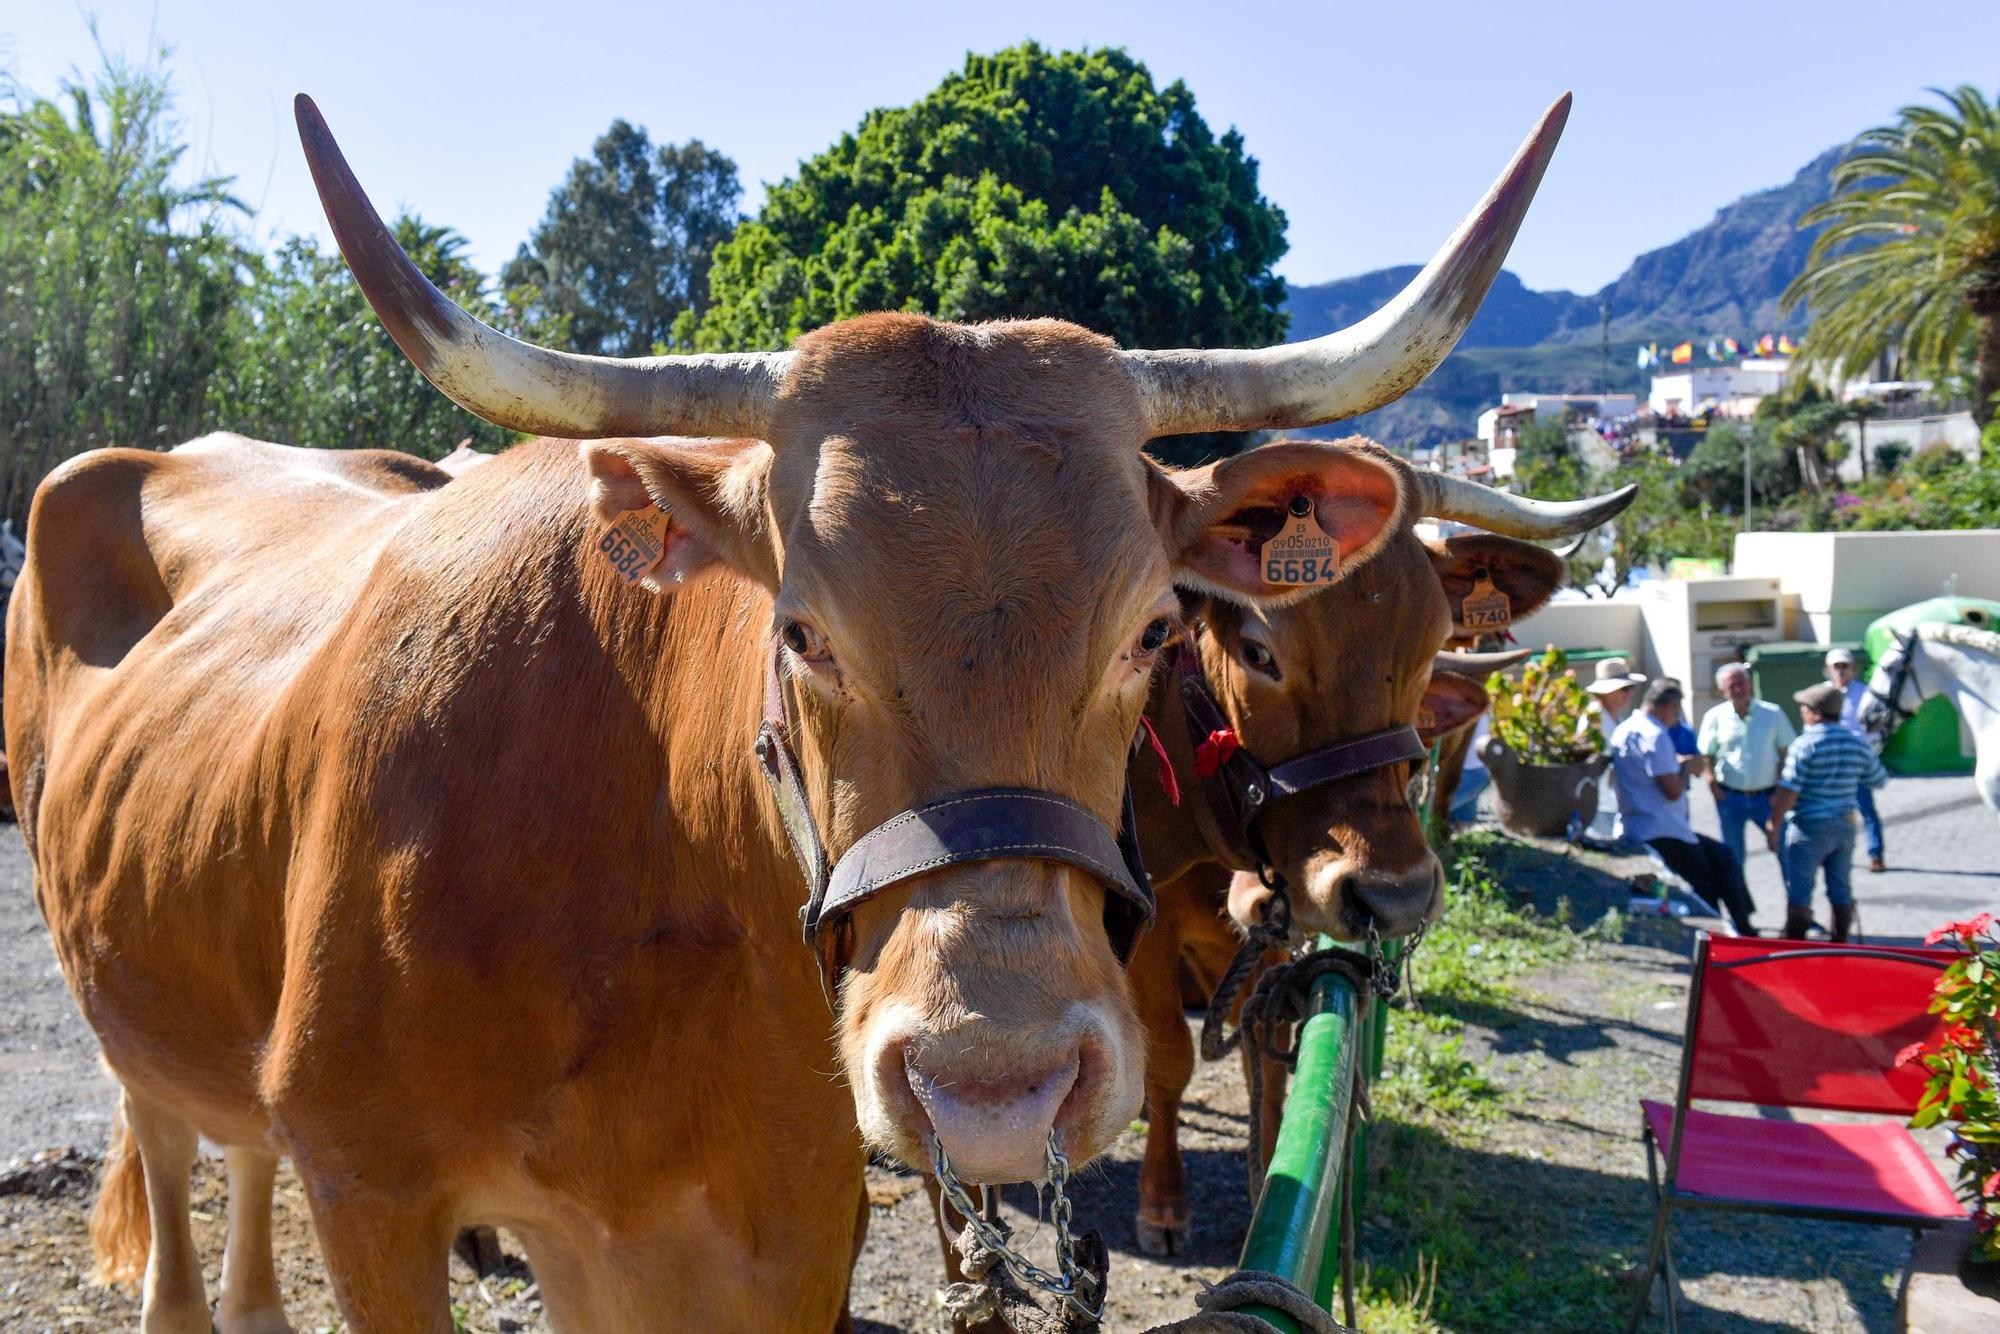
xmin=1581 ymin=657 xmax=1647 ymax=841
xmin=1826 ymin=649 xmax=1887 ymax=872
xmin=1698 ymin=661 xmax=1796 ymax=871
xmin=1769 ymin=682 xmax=1889 ymax=941
xmin=1611 ymin=679 xmax=1756 ymax=933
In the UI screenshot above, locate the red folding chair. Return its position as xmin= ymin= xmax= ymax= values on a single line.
xmin=1627 ymin=934 xmax=1967 ymax=1332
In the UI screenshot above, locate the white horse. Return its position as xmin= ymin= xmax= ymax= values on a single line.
xmin=1862 ymin=621 xmax=2000 ymax=817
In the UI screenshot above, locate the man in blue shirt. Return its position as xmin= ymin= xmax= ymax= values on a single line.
xmin=1769 ymin=682 xmax=1889 ymax=941
xmin=1698 ymin=661 xmax=1796 ymax=871
xmin=1826 ymin=649 xmax=1887 ymax=872
xmin=1612 ymin=680 xmax=1756 ymax=933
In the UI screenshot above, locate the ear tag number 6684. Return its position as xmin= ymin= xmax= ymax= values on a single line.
xmin=1259 ymin=498 xmax=1338 ymax=588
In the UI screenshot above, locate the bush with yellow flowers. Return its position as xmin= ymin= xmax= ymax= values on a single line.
xmin=1484 ymin=647 xmax=1605 ymax=766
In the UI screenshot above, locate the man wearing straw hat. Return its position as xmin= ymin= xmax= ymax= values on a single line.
xmin=1580 ymin=657 xmax=1648 ymax=842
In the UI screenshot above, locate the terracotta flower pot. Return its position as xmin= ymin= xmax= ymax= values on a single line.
xmin=1481 ymin=738 xmax=1607 ymax=839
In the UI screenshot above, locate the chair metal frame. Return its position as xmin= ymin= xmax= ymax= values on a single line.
xmin=1626 ymin=936 xmax=1958 ymax=1332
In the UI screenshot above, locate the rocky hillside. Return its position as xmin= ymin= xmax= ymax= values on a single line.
xmin=1286 ymin=145 xmax=1844 ymax=446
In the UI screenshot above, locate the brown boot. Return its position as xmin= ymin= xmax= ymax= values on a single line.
xmin=1831 ymin=903 xmax=1855 ymax=943
xmin=1783 ymin=906 xmax=1812 ymax=940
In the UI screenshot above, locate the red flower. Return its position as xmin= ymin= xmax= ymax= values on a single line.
xmin=1193 ymin=728 xmax=1242 ymax=779
xmin=1894 ymin=1041 xmax=1929 ymax=1068
xmin=1927 ymin=913 xmax=1994 ymax=944
xmin=1983 ymin=1170 xmax=2000 ymax=1199
xmin=1944 ymin=1025 xmax=1984 ymax=1052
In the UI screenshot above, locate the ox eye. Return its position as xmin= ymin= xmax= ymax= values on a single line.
xmin=780 ymin=618 xmax=832 ymax=665
xmin=1138 ymin=617 xmax=1175 ymax=655
xmin=1240 ymin=638 xmax=1280 ymax=681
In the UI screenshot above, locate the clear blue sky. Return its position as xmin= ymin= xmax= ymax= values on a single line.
xmin=8 ymin=1 xmax=1998 ymax=296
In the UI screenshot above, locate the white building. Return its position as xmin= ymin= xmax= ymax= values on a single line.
xmin=1475 ymin=391 xmax=1639 ymax=444
xmin=1647 ymin=358 xmax=1791 ymax=418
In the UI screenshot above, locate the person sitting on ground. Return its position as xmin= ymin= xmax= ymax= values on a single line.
xmin=1697 ymin=661 xmax=1796 ymax=872
xmin=1612 ymin=680 xmax=1755 ymax=933
xmin=1769 ymin=681 xmax=1889 ymax=942
xmin=1826 ymin=648 xmax=1888 ymax=873
xmin=1580 ymin=657 xmax=1648 ymax=843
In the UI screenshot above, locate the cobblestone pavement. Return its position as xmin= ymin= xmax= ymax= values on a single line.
xmin=1687 ymin=772 xmax=2000 ymax=942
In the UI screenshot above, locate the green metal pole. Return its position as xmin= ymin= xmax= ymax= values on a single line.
xmin=1234 ymin=949 xmax=1361 ymax=1332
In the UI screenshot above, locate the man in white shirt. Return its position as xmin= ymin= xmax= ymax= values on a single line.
xmin=1826 ymin=649 xmax=1887 ymax=872
xmin=1580 ymin=657 xmax=1647 ymax=842
xmin=1612 ymin=680 xmax=1757 ymax=933
xmin=1697 ymin=661 xmax=1796 ymax=872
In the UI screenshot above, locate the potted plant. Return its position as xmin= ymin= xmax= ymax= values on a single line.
xmin=1899 ymin=913 xmax=2000 ymax=1294
xmin=1480 ymin=647 xmax=1610 ymax=838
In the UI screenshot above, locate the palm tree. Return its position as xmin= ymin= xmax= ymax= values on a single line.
xmin=1783 ymin=85 xmax=2000 ymax=428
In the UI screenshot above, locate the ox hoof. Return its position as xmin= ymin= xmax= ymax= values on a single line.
xmin=1135 ymin=1210 xmax=1193 ymax=1256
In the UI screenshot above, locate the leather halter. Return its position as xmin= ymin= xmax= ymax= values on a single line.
xmin=1174 ymin=636 xmax=1428 ymax=878
xmin=1866 ymin=630 xmax=1923 ymax=726
xmin=752 ymin=642 xmax=1156 ymax=979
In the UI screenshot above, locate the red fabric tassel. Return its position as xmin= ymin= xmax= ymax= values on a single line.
xmin=1136 ymin=714 xmax=1179 ymax=806
xmin=1193 ymin=727 xmax=1240 ymax=780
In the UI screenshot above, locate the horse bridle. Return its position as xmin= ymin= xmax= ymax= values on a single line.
xmin=1866 ymin=630 xmax=1924 ymax=727
xmin=752 ymin=640 xmax=1156 ymax=989
xmin=1173 ymin=633 xmax=1428 ymax=892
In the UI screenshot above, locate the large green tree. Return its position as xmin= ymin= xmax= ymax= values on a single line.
xmin=0 ymin=58 xmax=248 ymax=526
xmin=502 ymin=121 xmax=740 ymax=357
xmin=683 ymin=44 xmax=1289 ymax=414
xmin=210 ymin=218 xmax=514 ymax=458
xmin=1784 ymin=85 xmax=2000 ymax=427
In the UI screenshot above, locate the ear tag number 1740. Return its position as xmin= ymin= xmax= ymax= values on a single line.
xmin=1260 ymin=511 xmax=1338 ymax=587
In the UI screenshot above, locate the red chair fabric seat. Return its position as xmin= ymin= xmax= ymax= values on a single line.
xmin=1641 ymin=1100 xmax=1962 ymax=1221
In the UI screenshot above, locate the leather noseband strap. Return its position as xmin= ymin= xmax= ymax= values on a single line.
xmin=753 ymin=642 xmax=1155 ymax=972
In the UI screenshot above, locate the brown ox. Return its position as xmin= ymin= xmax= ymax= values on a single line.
xmin=7 ymin=93 xmax=1569 ymax=1331
xmin=1120 ymin=515 xmax=1583 ymax=1252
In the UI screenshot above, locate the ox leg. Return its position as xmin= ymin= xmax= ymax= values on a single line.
xmin=304 ymin=1189 xmax=454 ymax=1333
xmin=1133 ymin=947 xmax=1196 ymax=1256
xmin=217 ymin=1146 xmax=292 ymax=1334
xmin=122 ymin=1091 xmax=210 ymax=1334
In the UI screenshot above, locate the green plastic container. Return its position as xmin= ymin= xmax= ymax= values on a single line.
xmin=1746 ymin=641 xmax=1867 ymax=733
xmin=1863 ymin=597 xmax=1997 ymax=775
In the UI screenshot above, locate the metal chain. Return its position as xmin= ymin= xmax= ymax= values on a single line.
xmin=933 ymin=1132 xmax=1105 ymax=1324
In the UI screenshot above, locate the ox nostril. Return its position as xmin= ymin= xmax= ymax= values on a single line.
xmin=904 ymin=1046 xmax=1082 ymax=1185
xmin=1341 ymin=861 xmax=1443 ymax=940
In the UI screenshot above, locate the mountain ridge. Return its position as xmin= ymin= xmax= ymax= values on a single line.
xmin=1283 ymin=144 xmax=1845 ymax=445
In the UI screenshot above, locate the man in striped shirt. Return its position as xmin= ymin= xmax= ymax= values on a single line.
xmin=1768 ymin=682 xmax=1889 ymax=941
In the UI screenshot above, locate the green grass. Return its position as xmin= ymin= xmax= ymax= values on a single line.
xmin=1357 ymin=834 xmax=1626 ymax=1331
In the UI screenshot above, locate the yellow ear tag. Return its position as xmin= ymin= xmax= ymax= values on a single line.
xmin=597 ymin=505 xmax=671 ymax=585
xmin=1259 ymin=500 xmax=1339 ymax=588
xmin=1462 ymin=572 xmax=1513 ymax=631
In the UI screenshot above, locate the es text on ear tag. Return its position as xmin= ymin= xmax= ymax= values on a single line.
xmin=597 ymin=506 xmax=670 ymax=585
xmin=1462 ymin=573 xmax=1513 ymax=630
xmin=1259 ymin=502 xmax=1338 ymax=588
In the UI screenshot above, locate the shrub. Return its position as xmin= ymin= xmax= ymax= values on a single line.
xmin=1485 ymin=648 xmax=1604 ymax=765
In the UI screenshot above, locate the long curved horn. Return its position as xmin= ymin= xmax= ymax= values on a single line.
xmin=1122 ymin=94 xmax=1570 ymax=436
xmin=295 ymin=96 xmax=790 ymax=439
xmin=1435 ymin=647 xmax=1535 ymax=675
xmin=1551 ymin=531 xmax=1593 ymax=559
xmin=1413 ymin=470 xmax=1636 ymax=539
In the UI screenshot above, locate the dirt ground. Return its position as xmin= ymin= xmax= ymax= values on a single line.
xmin=0 ymin=829 xmax=1963 ymax=1331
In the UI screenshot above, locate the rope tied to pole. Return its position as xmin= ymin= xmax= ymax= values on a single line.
xmin=1140 ymin=1269 xmax=1359 ymax=1333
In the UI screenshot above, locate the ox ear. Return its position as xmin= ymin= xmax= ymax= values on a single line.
xmin=579 ymin=437 xmax=777 ymax=592
xmin=1428 ymin=533 xmax=1563 ymax=635
xmin=1418 ymin=670 xmax=1489 ymax=744
xmin=1157 ymin=441 xmax=1401 ymax=606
